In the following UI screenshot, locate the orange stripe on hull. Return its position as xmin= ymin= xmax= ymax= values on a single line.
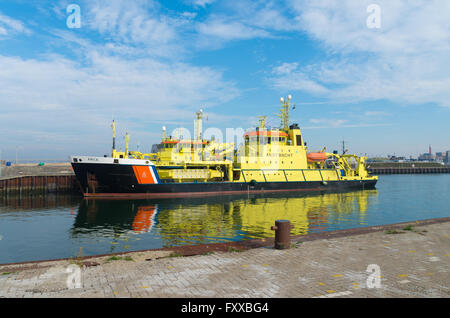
xmin=132 ymin=166 xmax=156 ymax=184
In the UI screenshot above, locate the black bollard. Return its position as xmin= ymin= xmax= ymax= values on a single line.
xmin=270 ymin=220 xmax=293 ymax=250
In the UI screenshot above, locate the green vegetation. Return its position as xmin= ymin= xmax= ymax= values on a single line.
xmin=385 ymin=229 xmax=403 ymax=234
xmin=385 ymin=225 xmax=428 ymax=235
xmin=228 ymin=246 xmax=243 ymax=253
xmin=68 ymin=247 xmax=84 ymax=266
xmin=106 ymin=255 xmax=134 ymax=262
xmin=367 ymin=157 xmax=390 ymax=162
xmin=168 ymin=252 xmax=183 ymax=258
xmin=2 ymin=272 xmax=12 ymax=275
xmin=106 ymin=255 xmax=122 ymax=262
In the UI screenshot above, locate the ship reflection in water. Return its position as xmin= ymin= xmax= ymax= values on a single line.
xmin=72 ymin=189 xmax=378 ymax=248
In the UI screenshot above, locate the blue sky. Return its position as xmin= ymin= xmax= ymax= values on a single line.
xmin=0 ymin=0 xmax=449 ymax=161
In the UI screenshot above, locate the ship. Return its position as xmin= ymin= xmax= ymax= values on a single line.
xmin=71 ymin=95 xmax=378 ymax=198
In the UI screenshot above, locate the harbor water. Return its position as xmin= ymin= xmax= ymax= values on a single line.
xmin=0 ymin=174 xmax=449 ymax=264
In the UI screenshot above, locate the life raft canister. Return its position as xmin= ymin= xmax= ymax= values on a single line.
xmin=307 ymin=152 xmax=328 ymax=162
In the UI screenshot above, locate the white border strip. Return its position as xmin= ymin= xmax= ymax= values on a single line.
xmin=148 ymin=166 xmax=159 ymax=184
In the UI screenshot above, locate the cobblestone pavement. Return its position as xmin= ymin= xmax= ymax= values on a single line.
xmin=0 ymin=222 xmax=449 ymax=298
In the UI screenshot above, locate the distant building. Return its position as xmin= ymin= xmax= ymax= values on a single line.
xmin=418 ymin=145 xmax=436 ymax=161
xmin=388 ymin=155 xmax=405 ymax=162
xmin=445 ymin=151 xmax=450 ymax=165
xmin=435 ymin=152 xmax=444 ymax=162
xmin=418 ymin=153 xmax=434 ymax=161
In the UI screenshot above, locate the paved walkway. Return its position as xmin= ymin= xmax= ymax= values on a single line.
xmin=0 ymin=221 xmax=449 ymax=298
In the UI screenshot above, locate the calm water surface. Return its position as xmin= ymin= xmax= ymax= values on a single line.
xmin=0 ymin=174 xmax=449 ymax=264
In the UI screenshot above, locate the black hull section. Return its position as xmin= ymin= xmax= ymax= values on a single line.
xmin=72 ymin=162 xmax=377 ymax=198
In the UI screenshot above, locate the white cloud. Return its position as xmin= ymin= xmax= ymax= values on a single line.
xmin=364 ymin=111 xmax=390 ymax=117
xmin=270 ymin=0 xmax=450 ymax=107
xmin=83 ymin=0 xmax=180 ymax=51
xmin=225 ymin=0 xmax=299 ymax=33
xmin=291 ymin=0 xmax=450 ymax=54
xmin=0 ymin=1 xmax=251 ymax=158
xmin=272 ymin=62 xmax=299 ymax=75
xmin=271 ymin=62 xmax=330 ymax=95
xmin=197 ymin=18 xmax=271 ymax=41
xmin=309 ymin=118 xmax=347 ymax=127
xmin=0 ymin=52 xmax=239 ymax=156
xmin=194 ymin=1 xmax=300 ymax=46
xmin=190 ymin=0 xmax=216 ymax=8
xmin=0 ymin=12 xmax=31 ymax=37
xmin=181 ymin=12 xmax=198 ymax=19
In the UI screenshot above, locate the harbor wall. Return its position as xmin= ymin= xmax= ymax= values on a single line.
xmin=368 ymin=166 xmax=450 ymax=175
xmin=0 ymin=162 xmax=80 ymax=196
xmin=0 ymin=175 xmax=80 ymax=196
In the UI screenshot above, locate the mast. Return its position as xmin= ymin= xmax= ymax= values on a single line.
xmin=279 ymin=94 xmax=292 ymax=131
xmin=125 ymin=132 xmax=129 ymax=158
xmin=258 ymin=116 xmax=267 ymax=130
xmin=195 ymin=109 xmax=204 ymax=141
xmin=112 ymin=120 xmax=116 ymax=157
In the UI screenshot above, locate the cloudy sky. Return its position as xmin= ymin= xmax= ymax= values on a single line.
xmin=0 ymin=0 xmax=449 ymax=161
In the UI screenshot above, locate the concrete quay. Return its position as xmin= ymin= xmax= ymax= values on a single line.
xmin=0 ymin=219 xmax=449 ymax=298
xmin=0 ymin=163 xmax=74 ymax=179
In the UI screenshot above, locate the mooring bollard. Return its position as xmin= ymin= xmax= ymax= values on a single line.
xmin=270 ymin=220 xmax=293 ymax=250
